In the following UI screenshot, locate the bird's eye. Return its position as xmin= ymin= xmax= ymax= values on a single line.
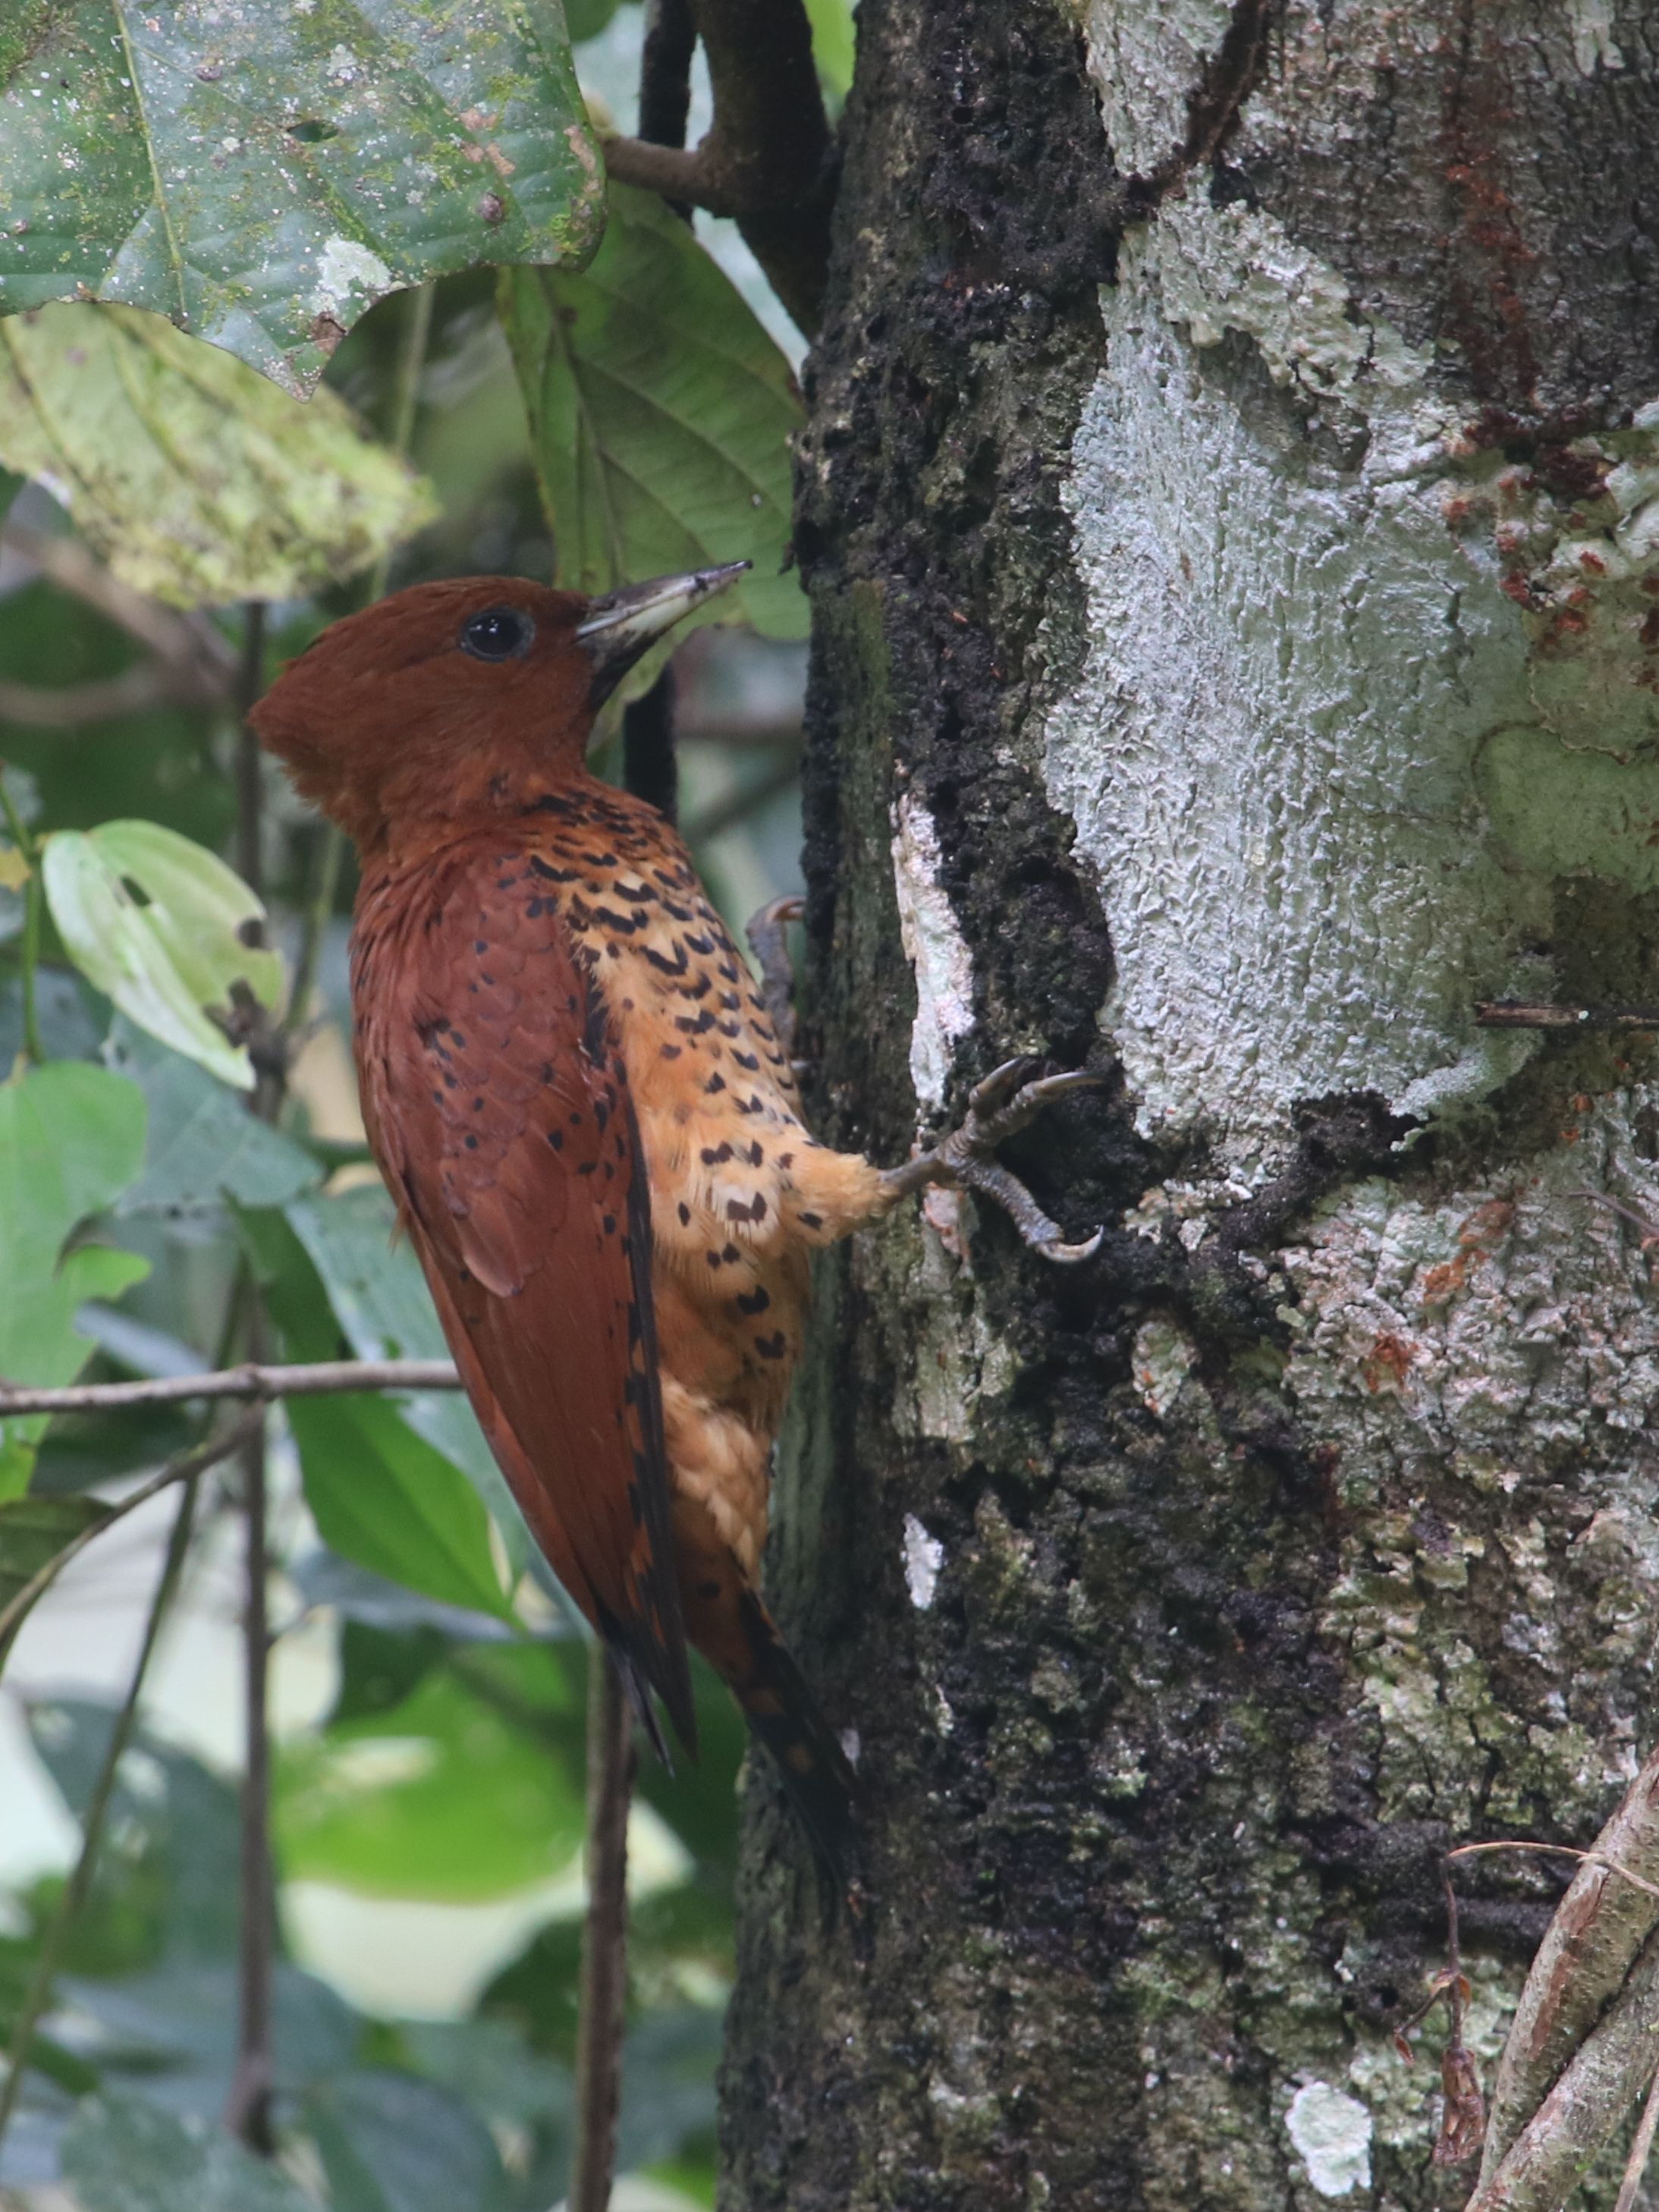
xmin=460 ymin=606 xmax=533 ymax=661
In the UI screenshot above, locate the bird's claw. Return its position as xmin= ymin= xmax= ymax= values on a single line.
xmin=884 ymin=1059 xmax=1105 ymax=1265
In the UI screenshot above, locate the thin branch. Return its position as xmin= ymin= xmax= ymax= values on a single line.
xmin=623 ymin=669 xmax=680 ymax=827
xmin=0 ymin=666 xmax=193 ymax=729
xmin=1615 ymin=2056 xmax=1659 ymax=2212
xmin=222 ymin=1388 xmax=274 ymax=2152
xmin=603 ymin=137 xmax=735 ymax=212
xmin=0 ymin=1359 xmax=460 ymax=1416
xmin=234 ymin=605 xmax=267 ymax=899
xmin=220 ymin=594 xmax=289 ymax=2157
xmin=280 ymin=281 xmax=435 ymax=1040
xmin=603 ymin=0 xmax=834 ymax=333
xmin=567 ymin=1650 xmax=636 ymax=2212
xmin=1 ymin=523 xmax=234 ymax=687
xmin=638 ymin=0 xmax=697 ymax=209
xmin=0 ymin=1471 xmax=201 ymax=2156
xmin=366 ymin=283 xmax=435 ymax=607
xmin=683 ymin=749 xmax=800 ymax=846
xmin=0 ymin=766 xmax=42 ymax=1065
xmin=0 ymin=1412 xmax=262 ymax=1655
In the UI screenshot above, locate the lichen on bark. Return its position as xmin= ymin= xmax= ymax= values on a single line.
xmin=721 ymin=5 xmax=1659 ymax=2210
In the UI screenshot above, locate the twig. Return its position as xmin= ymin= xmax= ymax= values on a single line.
xmin=1434 ymin=1866 xmax=1485 ymax=2166
xmin=0 ymin=1359 xmax=460 ymax=1417
xmin=1476 ymin=1001 xmax=1659 ymax=1031
xmin=567 ymin=1649 xmax=636 ymax=2212
xmin=623 ymin=671 xmax=680 ymax=830
xmin=0 ymin=1471 xmax=202 ymax=2156
xmin=1449 ymin=1840 xmax=1659 ymax=1903
xmin=0 ymin=523 xmax=234 ymax=689
xmin=222 ymin=1384 xmax=274 ymax=2152
xmin=234 ymin=605 xmax=267 ymax=899
xmin=1615 ymin=2054 xmax=1659 ymax=2212
xmin=0 ymin=767 xmax=42 ymax=1065
xmin=0 ymin=1412 xmax=261 ymax=1656
xmin=280 ymin=281 xmax=434 ymax=1042
xmin=0 ymin=666 xmax=193 ymax=728
xmin=284 ymin=825 xmax=345 ymax=1038
xmin=637 ymin=0 xmax=696 ymax=215
xmin=683 ymin=749 xmax=800 ymax=846
xmin=602 ymin=0 xmax=834 ymax=332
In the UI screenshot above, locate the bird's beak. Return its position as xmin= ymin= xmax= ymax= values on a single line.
xmin=577 ymin=561 xmax=750 ymax=709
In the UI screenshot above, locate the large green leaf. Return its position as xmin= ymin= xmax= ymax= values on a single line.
xmin=107 ymin=1025 xmax=320 ymax=1215
xmin=0 ymin=306 xmax=437 ymax=606
xmin=284 ymin=1186 xmax=526 ymax=1570
xmin=29 ymin=1698 xmax=244 ymax=1962
xmin=241 ymin=1205 xmax=511 ymax=1620
xmin=501 ymin=181 xmax=807 ymax=642
xmin=43 ymin=821 xmax=281 ymax=1089
xmin=61 ymin=2093 xmax=313 ymax=2212
xmin=290 ymin=1390 xmax=513 ymax=1621
xmin=278 ymin=1652 xmax=583 ymax=1900
xmin=0 ymin=1 xmax=604 ymax=395
xmin=0 ymin=1060 xmax=147 ymax=1497
xmin=305 ymin=2070 xmax=508 ymax=2212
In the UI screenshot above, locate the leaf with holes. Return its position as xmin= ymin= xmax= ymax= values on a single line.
xmin=0 ymin=0 xmax=603 ymax=394
xmin=501 ymin=181 xmax=807 ymax=644
xmin=43 ymin=821 xmax=282 ymax=1089
xmin=0 ymin=305 xmax=437 ymax=607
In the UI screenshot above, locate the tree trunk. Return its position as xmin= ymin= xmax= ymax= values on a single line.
xmin=721 ymin=5 xmax=1659 ymax=2208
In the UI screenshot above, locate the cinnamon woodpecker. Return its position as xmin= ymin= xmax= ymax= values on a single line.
xmin=252 ymin=565 xmax=1098 ymax=1881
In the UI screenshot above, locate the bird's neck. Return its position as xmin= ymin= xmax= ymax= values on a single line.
xmin=365 ymin=763 xmax=663 ymax=875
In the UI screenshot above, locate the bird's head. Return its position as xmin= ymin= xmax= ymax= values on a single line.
xmin=251 ymin=563 xmax=747 ymax=853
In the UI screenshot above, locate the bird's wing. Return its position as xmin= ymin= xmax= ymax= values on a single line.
xmin=356 ymin=842 xmax=693 ymax=1749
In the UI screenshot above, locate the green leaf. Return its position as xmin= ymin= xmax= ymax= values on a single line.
xmin=107 ymin=1025 xmax=320 ymax=1214
xmin=0 ymin=1060 xmax=147 ymax=1492
xmin=61 ymin=2093 xmax=313 ymax=2212
xmin=30 ymin=1701 xmax=243 ymax=1961
xmin=500 ymin=181 xmax=807 ymax=643
xmin=240 ymin=1206 xmax=511 ymax=1619
xmin=805 ymin=0 xmax=856 ymax=102
xmin=43 ymin=822 xmax=282 ymax=1089
xmin=0 ymin=2 xmax=605 ymax=396
xmin=0 ymin=305 xmax=438 ymax=607
xmin=284 ymin=1186 xmax=527 ymax=1572
xmin=305 ymin=2071 xmax=508 ymax=2212
xmin=277 ymin=1656 xmax=583 ymax=1900
xmin=291 ymin=1391 xmax=512 ymax=1621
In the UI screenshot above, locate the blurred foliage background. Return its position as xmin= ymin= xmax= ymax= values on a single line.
xmin=0 ymin=3 xmax=854 ymax=2205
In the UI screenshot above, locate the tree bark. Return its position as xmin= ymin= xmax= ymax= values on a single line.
xmin=721 ymin=5 xmax=1659 ymax=2209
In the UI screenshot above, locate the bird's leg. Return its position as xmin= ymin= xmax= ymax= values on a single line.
xmin=881 ymin=1057 xmax=1104 ymax=1265
xmin=746 ymin=894 xmax=804 ymax=1061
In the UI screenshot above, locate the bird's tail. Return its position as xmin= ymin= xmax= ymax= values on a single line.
xmin=687 ymin=1573 xmax=856 ymax=1892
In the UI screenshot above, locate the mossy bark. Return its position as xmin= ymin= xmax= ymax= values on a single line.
xmin=721 ymin=6 xmax=1659 ymax=2208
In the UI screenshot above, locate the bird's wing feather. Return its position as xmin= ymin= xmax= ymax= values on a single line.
xmin=355 ymin=843 xmax=693 ymax=1748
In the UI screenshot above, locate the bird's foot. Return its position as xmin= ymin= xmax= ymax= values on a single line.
xmin=746 ymin=894 xmax=803 ymax=1061
xmin=881 ymin=1057 xmax=1104 ymax=1265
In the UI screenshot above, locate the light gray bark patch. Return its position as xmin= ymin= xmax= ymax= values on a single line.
xmin=1045 ymin=247 xmax=1544 ymax=1153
